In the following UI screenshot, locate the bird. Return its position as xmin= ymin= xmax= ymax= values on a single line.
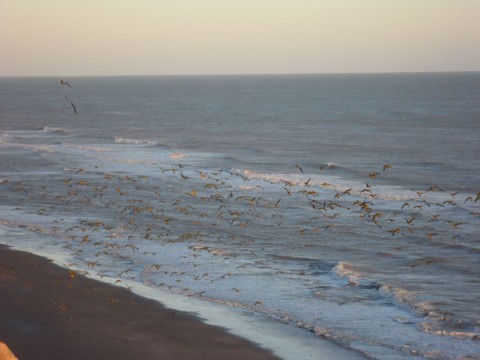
xmin=388 ymin=228 xmax=401 ymax=236
xmin=427 ymin=185 xmax=443 ymax=192
xmin=65 ymin=96 xmax=77 ymax=114
xmin=60 ymin=79 xmax=71 ymax=87
xmin=450 ymin=222 xmax=463 ymax=229
xmin=405 ymin=216 xmax=415 ymax=225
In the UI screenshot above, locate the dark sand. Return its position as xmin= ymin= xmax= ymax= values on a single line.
xmin=0 ymin=245 xmax=280 ymax=360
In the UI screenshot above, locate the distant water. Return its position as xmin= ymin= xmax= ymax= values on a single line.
xmin=1 ymin=73 xmax=479 ymax=359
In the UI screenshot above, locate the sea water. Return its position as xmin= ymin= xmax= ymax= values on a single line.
xmin=0 ymin=73 xmax=479 ymax=359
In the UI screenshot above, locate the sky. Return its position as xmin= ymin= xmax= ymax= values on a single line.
xmin=1 ymin=0 xmax=479 ymax=76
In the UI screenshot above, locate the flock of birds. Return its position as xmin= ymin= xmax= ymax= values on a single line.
xmin=60 ymin=79 xmax=77 ymax=114
xmin=7 ymin=147 xmax=480 ymax=308
xmin=3 ymin=79 xmax=478 ymax=312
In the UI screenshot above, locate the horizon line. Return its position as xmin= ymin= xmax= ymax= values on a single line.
xmin=1 ymin=70 xmax=479 ymax=78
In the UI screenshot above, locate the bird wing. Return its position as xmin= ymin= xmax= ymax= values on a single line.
xmin=65 ymin=96 xmax=77 ymax=114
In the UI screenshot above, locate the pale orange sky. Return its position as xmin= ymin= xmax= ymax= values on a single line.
xmin=1 ymin=0 xmax=479 ymax=76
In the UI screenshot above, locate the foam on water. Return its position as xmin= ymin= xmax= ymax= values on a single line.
xmin=43 ymin=126 xmax=70 ymax=134
xmin=114 ymin=137 xmax=157 ymax=145
xmin=0 ymin=221 xmax=365 ymax=360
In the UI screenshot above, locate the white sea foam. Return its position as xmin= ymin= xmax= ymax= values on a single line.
xmin=168 ymin=152 xmax=187 ymax=159
xmin=93 ymin=155 xmax=157 ymax=166
xmin=0 ymin=218 xmax=60 ymax=237
xmin=421 ymin=326 xmax=480 ymax=340
xmin=43 ymin=126 xmax=70 ymax=134
xmin=331 ymin=261 xmax=382 ymax=290
xmin=378 ymin=285 xmax=431 ymax=317
xmin=332 ymin=261 xmax=363 ymax=286
xmin=1 ymin=142 xmax=58 ymax=153
xmin=114 ymin=137 xmax=156 ymax=145
xmin=62 ymin=143 xmax=113 ymax=152
xmin=238 ymin=169 xmax=420 ymax=202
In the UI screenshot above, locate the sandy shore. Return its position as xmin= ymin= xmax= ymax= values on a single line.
xmin=0 ymin=244 xmax=280 ymax=360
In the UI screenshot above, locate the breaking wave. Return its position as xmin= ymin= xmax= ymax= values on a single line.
xmin=114 ymin=137 xmax=157 ymax=146
xmin=43 ymin=126 xmax=70 ymax=134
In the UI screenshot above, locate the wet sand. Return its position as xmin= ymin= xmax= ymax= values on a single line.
xmin=0 ymin=244 xmax=280 ymax=360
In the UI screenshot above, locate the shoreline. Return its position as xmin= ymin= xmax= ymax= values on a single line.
xmin=0 ymin=244 xmax=281 ymax=360
xmin=0 ymin=241 xmax=367 ymax=360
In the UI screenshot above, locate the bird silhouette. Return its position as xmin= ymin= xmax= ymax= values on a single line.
xmin=65 ymin=96 xmax=77 ymax=114
xmin=383 ymin=164 xmax=392 ymax=172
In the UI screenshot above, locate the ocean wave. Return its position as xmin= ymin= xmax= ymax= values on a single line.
xmin=0 ymin=142 xmax=58 ymax=153
xmin=420 ymin=309 xmax=480 ymax=341
xmin=240 ymin=169 xmax=316 ymax=187
xmin=318 ymin=162 xmax=341 ymax=171
xmin=0 ymin=218 xmax=60 ymax=237
xmin=421 ymin=326 xmax=480 ymax=340
xmin=62 ymin=143 xmax=113 ymax=153
xmin=379 ymin=284 xmax=432 ymax=317
xmin=168 ymin=152 xmax=187 ymax=159
xmin=330 ymin=265 xmax=461 ymax=338
xmin=237 ymin=169 xmax=418 ymax=202
xmin=114 ymin=137 xmax=156 ymax=146
xmin=43 ymin=126 xmax=70 ymax=134
xmin=93 ymin=155 xmax=157 ymax=166
xmin=240 ymin=165 xmax=480 ymax=205
xmin=331 ymin=261 xmax=380 ymax=288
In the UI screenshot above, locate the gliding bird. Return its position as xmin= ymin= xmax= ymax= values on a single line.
xmin=65 ymin=96 xmax=77 ymax=114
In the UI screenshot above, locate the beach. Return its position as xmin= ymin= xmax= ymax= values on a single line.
xmin=0 ymin=244 xmax=280 ymax=360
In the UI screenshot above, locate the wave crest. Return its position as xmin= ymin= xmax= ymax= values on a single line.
xmin=114 ymin=137 xmax=156 ymax=145
xmin=43 ymin=126 xmax=70 ymax=134
xmin=379 ymin=284 xmax=432 ymax=317
xmin=168 ymin=152 xmax=187 ymax=159
xmin=332 ymin=261 xmax=371 ymax=287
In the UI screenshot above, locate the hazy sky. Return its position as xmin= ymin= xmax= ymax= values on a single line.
xmin=1 ymin=0 xmax=479 ymax=76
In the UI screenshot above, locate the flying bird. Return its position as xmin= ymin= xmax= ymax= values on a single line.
xmin=65 ymin=96 xmax=77 ymax=114
xmin=295 ymin=164 xmax=304 ymax=173
xmin=60 ymin=79 xmax=71 ymax=87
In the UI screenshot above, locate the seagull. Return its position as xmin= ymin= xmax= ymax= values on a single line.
xmin=65 ymin=96 xmax=77 ymax=114
xmin=60 ymin=79 xmax=71 ymax=87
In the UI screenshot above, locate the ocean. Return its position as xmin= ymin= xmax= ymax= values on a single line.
xmin=1 ymin=73 xmax=479 ymax=359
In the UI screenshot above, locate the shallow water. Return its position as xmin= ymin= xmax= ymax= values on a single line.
xmin=1 ymin=73 xmax=479 ymax=359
